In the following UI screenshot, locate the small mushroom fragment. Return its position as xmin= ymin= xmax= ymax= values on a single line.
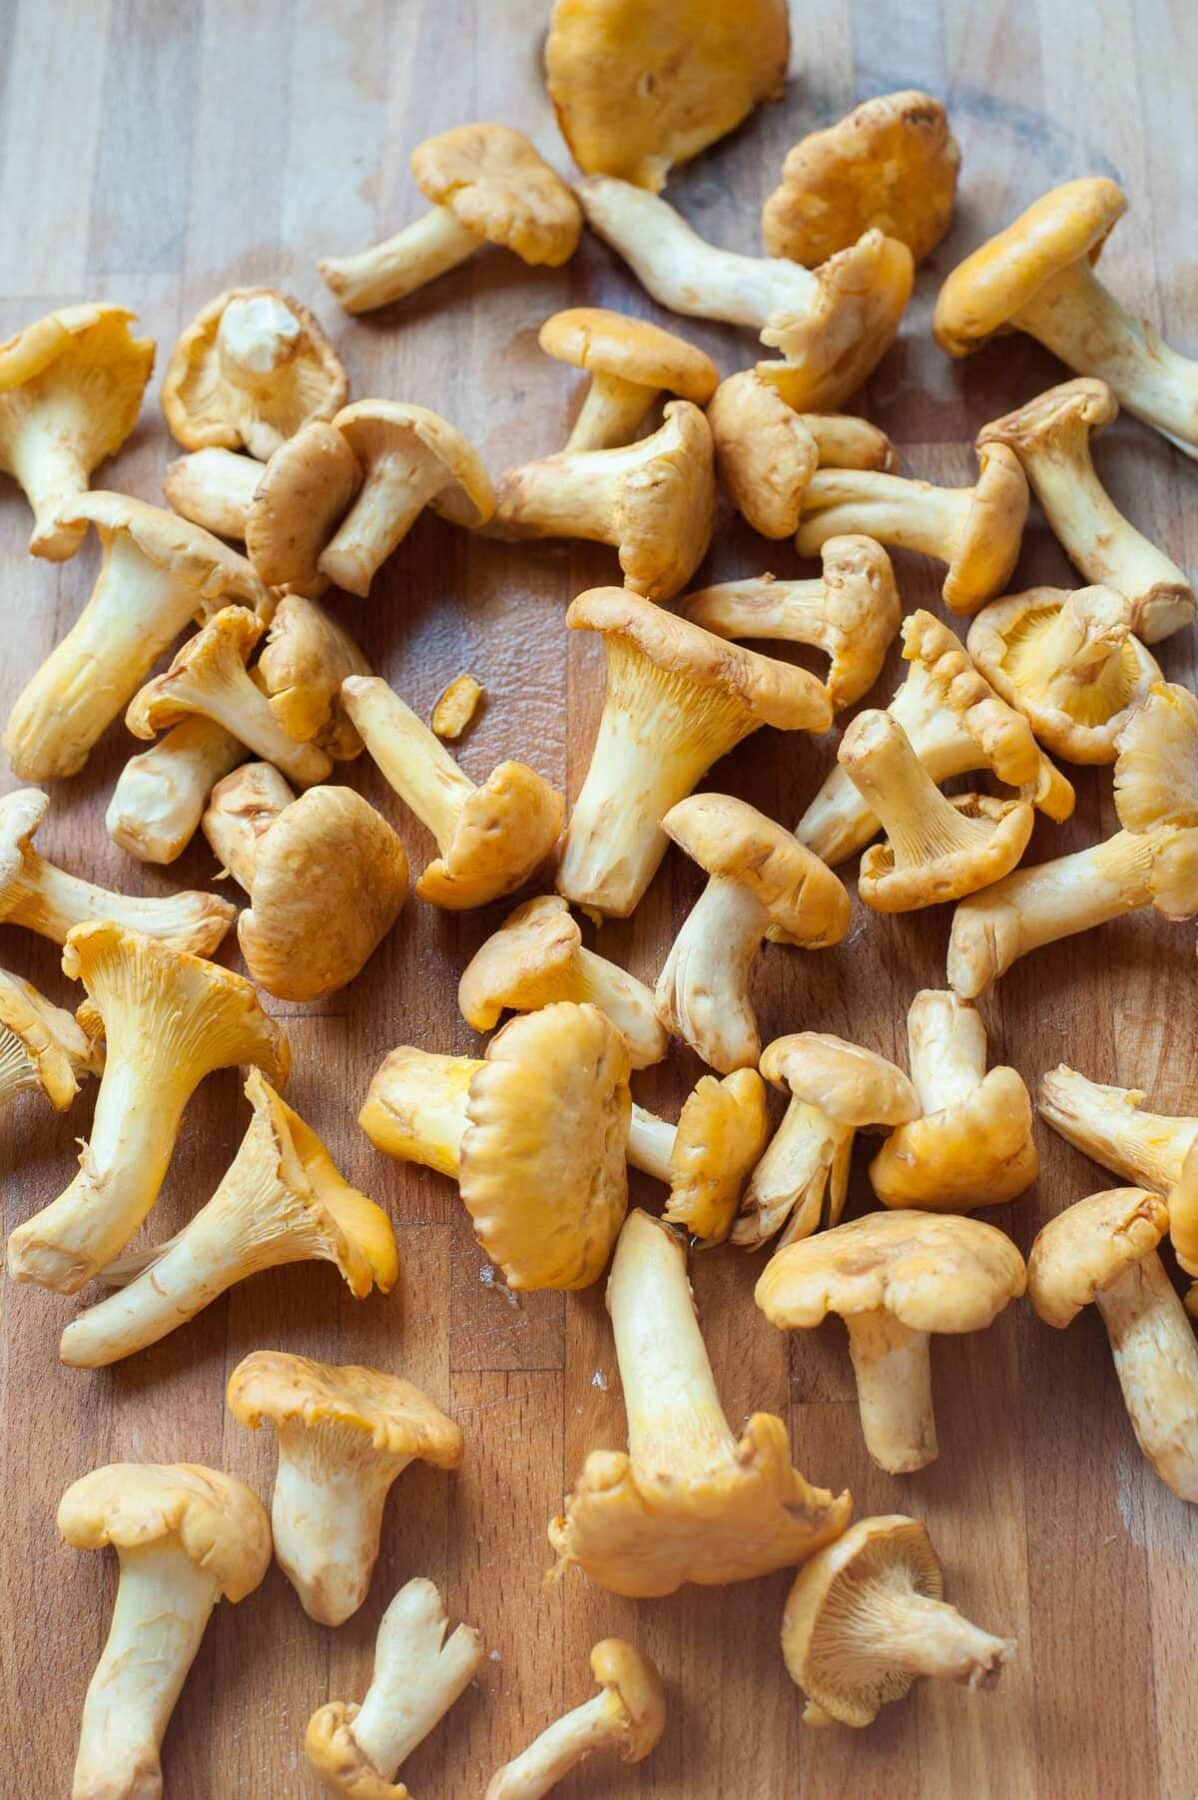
xmin=163 ymin=447 xmax=262 ymax=540
xmin=59 ymin=1464 xmax=270 ymax=1800
xmin=343 ymin=674 xmax=563 ymax=909
xmin=655 ymin=794 xmax=851 ymax=1073
xmin=458 ymin=893 xmax=667 ymax=1069
xmin=491 ymin=400 xmax=715 ymax=603
xmin=839 ymin=710 xmax=1034 ymax=912
xmin=107 ymin=718 xmax=246 ymax=865
xmin=871 ymin=990 xmax=1037 ymax=1212
xmin=6 ymin=921 xmax=289 ymax=1293
xmin=1038 ymin=1063 xmax=1198 ymax=1194
xmin=305 ymin=1579 xmax=484 ymax=1796
xmin=551 ymin=1209 xmax=850 ymax=1595
xmin=256 ymin=594 xmax=370 ymax=761
xmin=320 ymin=124 xmax=581 ymax=315
xmin=558 ymin=588 xmax=832 ymax=918
xmin=934 ymin=178 xmax=1198 ymax=459
xmin=431 ymin=671 xmax=484 ymax=740
xmin=627 ymin=1068 xmax=769 ymax=1245
xmin=732 ymin=1033 xmax=918 ymax=1250
xmin=764 ymin=91 xmax=960 ymax=267
xmin=228 ymin=1352 xmax=459 ymax=1624
xmin=0 ymin=966 xmax=103 ymax=1115
xmin=756 ymin=1209 xmax=1026 ymax=1472
xmin=3 ymin=492 xmax=272 ymax=782
xmin=162 ymin=287 xmax=347 ymax=459
xmin=245 ymin=421 xmax=362 ymax=596
xmin=361 ymin=1003 xmax=630 ymax=1291
xmin=0 ymin=304 xmax=154 ymax=559
xmin=783 ymin=1516 xmax=1015 ymax=1729
xmin=1028 ymin=1187 xmax=1198 ymax=1502
xmin=683 ymin=537 xmax=901 ymax=710
xmin=578 ymin=178 xmax=913 ymax=412
xmin=976 ymin=380 xmax=1195 ymax=643
xmin=485 ymin=1639 xmax=665 ymax=1800
xmin=540 ymin=307 xmax=719 ymax=452
xmin=203 ymin=764 xmax=409 ymax=1001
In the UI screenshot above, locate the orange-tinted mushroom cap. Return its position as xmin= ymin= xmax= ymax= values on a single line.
xmin=412 ymin=124 xmax=582 ymax=266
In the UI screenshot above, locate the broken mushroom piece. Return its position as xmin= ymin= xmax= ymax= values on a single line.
xmin=0 ymin=303 xmax=154 ymax=559
xmin=320 ymin=123 xmax=581 ymax=315
xmin=432 ymin=672 xmax=484 ymax=741
xmin=59 ymin=1463 xmax=270 ymax=1800
xmin=783 ymin=1515 xmax=1015 ymax=1729
xmin=1028 ymin=1187 xmax=1198 ymax=1502
xmin=551 ymin=1208 xmax=850 ymax=1595
xmin=107 ymin=718 xmax=246 ymax=865
xmin=163 ymin=447 xmax=262 ymax=541
xmin=627 ymin=1068 xmax=769 ymax=1246
xmin=305 ymin=1578 xmax=484 ymax=1797
xmin=244 ymin=421 xmax=362 ymax=597
xmin=361 ymin=1002 xmax=630 ymax=1291
xmin=540 ymin=307 xmax=719 ymax=452
xmin=756 ymin=1209 xmax=1026 ymax=1472
xmin=491 ymin=400 xmax=714 ymax=603
xmin=343 ymin=674 xmax=563 ymax=909
xmin=228 ymin=1352 xmax=459 ymax=1625
xmin=732 ymin=1033 xmax=918 ymax=1250
xmin=485 ymin=1638 xmax=665 ymax=1800
xmin=655 ymin=794 xmax=851 ymax=1073
xmin=256 ymin=593 xmax=371 ymax=761
xmin=1038 ymin=1063 xmax=1198 ymax=1195
xmin=558 ymin=588 xmax=832 ymax=918
xmin=0 ymin=966 xmax=103 ymax=1116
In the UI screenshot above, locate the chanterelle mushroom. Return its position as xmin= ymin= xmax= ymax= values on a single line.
xmin=0 ymin=966 xmax=103 ymax=1116
xmin=1168 ymin=1145 xmax=1198 ymax=1317
xmin=245 ymin=421 xmax=363 ymax=597
xmin=871 ymin=990 xmax=1037 ymax=1212
xmin=491 ymin=399 xmax=715 ymax=603
xmin=764 ymin=91 xmax=960 ymax=267
xmin=107 ymin=718 xmax=246 ymax=866
xmin=550 ymin=1208 xmax=850 ymax=1595
xmin=305 ymin=1578 xmax=484 ymax=1797
xmin=783 ymin=1515 xmax=1015 ymax=1729
xmin=756 ymin=1209 xmax=1026 ymax=1472
xmin=162 ymin=287 xmax=347 ymax=459
xmin=0 ymin=303 xmax=154 ymax=559
xmin=458 ymin=892 xmax=667 ymax=1069
xmin=732 ymin=1032 xmax=918 ymax=1250
xmin=934 ymin=178 xmax=1198 ymax=459
xmin=6 ymin=921 xmax=289 ymax=1293
xmin=163 ymin=446 xmax=262 ymax=541
xmin=655 ymin=794 xmax=851 ymax=1073
xmin=557 ymin=587 xmax=831 ymax=918
xmin=361 ymin=1002 xmax=630 ymax=1291
xmin=485 ymin=1638 xmax=665 ymax=1799
xmin=540 ymin=307 xmax=719 ymax=452
xmin=627 ymin=1068 xmax=769 ymax=1246
xmin=1038 ymin=1063 xmax=1198 ymax=1195
xmin=343 ymin=674 xmax=563 ymax=909
xmin=228 ymin=1351 xmax=460 ymax=1625
xmin=320 ymin=123 xmax=581 ymax=316
xmin=1028 ymin=1187 xmax=1198 ymax=1502
xmin=256 ymin=593 xmax=371 ymax=761
xmin=59 ymin=1463 xmax=270 ymax=1800
xmin=3 ymin=492 xmax=271 ymax=782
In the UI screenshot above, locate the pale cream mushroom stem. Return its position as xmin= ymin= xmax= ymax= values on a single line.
xmin=350 ymin=1582 xmax=484 ymax=1780
xmin=1096 ymin=1249 xmax=1198 ymax=1501
xmin=342 ymin=675 xmax=475 ymax=848
xmin=318 ymin=451 xmax=452 ymax=596
xmin=320 ymin=208 xmax=484 ymax=315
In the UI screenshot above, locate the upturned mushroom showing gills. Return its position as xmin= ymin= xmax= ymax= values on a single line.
xmin=6 ymin=921 xmax=289 ymax=1293
xmin=871 ymin=990 xmax=1037 ymax=1212
xmin=782 ymin=1515 xmax=1015 ymax=1729
xmin=59 ymin=1462 xmax=271 ymax=1800
xmin=976 ymin=380 xmax=1195 ymax=643
xmin=320 ymin=123 xmax=581 ymax=315
xmin=732 ymin=1033 xmax=918 ymax=1250
xmin=557 ymin=588 xmax=832 ymax=918
xmin=255 ymin=594 xmax=371 ymax=761
xmin=306 ymin=1578 xmax=483 ymax=1795
xmin=1038 ymin=1063 xmax=1198 ymax=1194
xmin=485 ymin=1638 xmax=665 ymax=1799
xmin=934 ymin=178 xmax=1198 ymax=459
xmin=550 ymin=1209 xmax=850 ymax=1596
xmin=361 ymin=1002 xmax=630 ymax=1291
xmin=1028 ymin=1187 xmax=1198 ymax=1502
xmin=228 ymin=1352 xmax=461 ymax=1625
xmin=756 ymin=1210 xmax=1026 ymax=1472
xmin=244 ymin=421 xmax=363 ymax=596
xmin=343 ymin=674 xmax=563 ymax=910
xmin=3 ymin=492 xmax=272 ymax=783
xmin=0 ymin=966 xmax=103 ymax=1117
xmin=627 ymin=1068 xmax=769 ymax=1246
xmin=107 ymin=718 xmax=246 ymax=865
xmin=491 ymin=400 xmax=715 ymax=603
xmin=0 ymin=303 xmax=154 ymax=559
xmin=655 ymin=794 xmax=851 ymax=1073
xmin=539 ymin=307 xmax=719 ymax=452
xmin=163 ymin=446 xmax=262 ymax=540
xmin=458 ymin=893 xmax=667 ymax=1069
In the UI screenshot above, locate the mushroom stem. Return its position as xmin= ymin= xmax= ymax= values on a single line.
xmin=272 ymin=1424 xmax=408 ymax=1625
xmin=107 ymin=719 xmax=246 ymax=866
xmin=320 ymin=207 xmax=484 ymax=315
xmin=566 ymin=374 xmax=654 ymax=453
xmin=844 ymin=1308 xmax=937 ymax=1473
xmin=840 ymin=710 xmax=994 ymax=869
xmin=492 ymin=436 xmax=663 ymax=543
xmin=1093 ymin=1251 xmax=1198 ymax=1502
xmin=351 ymin=1584 xmax=483 ymax=1779
xmin=7 ymin=432 xmax=90 ymax=559
xmin=688 ymin=576 xmax=826 ymax=644
xmin=1 ymin=849 xmax=232 ymax=953
xmin=485 ymin=1691 xmax=623 ymax=1800
xmin=342 ymin=676 xmax=475 ymax=849
xmin=164 ymin=448 xmax=260 ymax=539
xmin=906 ymin=990 xmax=988 ymax=1112
xmin=358 ymin=1048 xmax=479 ymax=1178
xmin=837 ymin=1575 xmax=1015 ymax=1686
xmin=202 ymin=761 xmax=293 ymax=889
xmin=654 ymin=876 xmax=768 ymax=1073
xmin=318 ymin=452 xmax=449 ymax=596
xmin=733 ymin=1101 xmax=850 ymax=1248
xmin=797 ymin=469 xmax=969 ymax=559
xmin=626 ymin=1105 xmax=677 ymax=1184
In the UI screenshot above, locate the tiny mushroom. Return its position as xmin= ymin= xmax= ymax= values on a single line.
xmin=106 ymin=718 xmax=246 ymax=865
xmin=627 ymin=1067 xmax=769 ymax=1246
xmin=256 ymin=593 xmax=371 ymax=761
xmin=539 ymin=306 xmax=719 ymax=451
xmin=1039 ymin=1063 xmax=1198 ymax=1195
xmin=163 ymin=447 xmax=262 ymax=540
xmin=755 ymin=1209 xmax=1026 ymax=1471
xmin=0 ymin=966 xmax=103 ymax=1116
xmin=485 ymin=1639 xmax=665 ymax=1799
xmin=244 ymin=420 xmax=363 ymax=595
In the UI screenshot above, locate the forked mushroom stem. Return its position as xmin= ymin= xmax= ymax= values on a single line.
xmin=485 ymin=1692 xmax=629 ymax=1800
xmin=350 ymin=1582 xmax=484 ymax=1779
xmin=798 ymin=469 xmax=973 ymax=560
xmin=655 ymin=878 xmax=769 ymax=1073
xmin=341 ymin=676 xmax=475 ymax=853
xmin=566 ymin=375 xmax=656 ymax=453
xmin=320 ymin=207 xmax=484 ymax=315
xmin=1093 ymin=1251 xmax=1198 ymax=1502
xmin=318 ymin=454 xmax=450 ymax=596
xmin=845 ymin=1309 xmax=937 ymax=1474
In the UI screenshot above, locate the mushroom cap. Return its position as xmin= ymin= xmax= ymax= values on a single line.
xmin=416 ymin=760 xmax=564 ymax=910
xmin=760 ymin=1032 xmax=918 ymax=1129
xmin=227 ymin=1350 xmax=463 ymax=1468
xmin=0 ymin=966 xmax=103 ymax=1110
xmin=1027 ymin=1186 xmax=1168 ymax=1328
xmin=412 ymin=123 xmax=582 ymax=265
xmin=940 ymin=441 xmax=1029 ymax=614
xmin=870 ymin=1066 xmax=1038 ymax=1212
xmin=57 ymin=1461 xmax=271 ymax=1603
xmin=256 ymin=594 xmax=371 ymax=759
xmin=755 ymin=1207 xmax=1027 ymax=1333
xmin=461 ymin=1001 xmax=631 ymax=1290
xmin=662 ymin=1068 xmax=771 ymax=1244
xmin=976 ymin=375 xmax=1118 ymax=456
xmin=1114 ymin=681 xmax=1198 ymax=834
xmin=245 ymin=421 xmax=362 ymax=597
xmin=858 ymin=790 xmax=1035 ymax=912
xmin=764 ymin=91 xmax=960 ymax=267
xmin=125 ymin=604 xmax=265 ymax=739
xmin=458 ymin=893 xmax=581 ymax=1030
xmin=333 ymin=400 xmax=495 ymax=530
xmin=613 ymin=399 xmax=716 ymax=601
xmin=304 ymin=1703 xmax=409 ymax=1800
xmin=934 ymin=177 xmax=1127 ymax=356
xmin=663 ymin=794 xmax=851 ymax=946
xmin=237 ymin=787 xmax=409 ymax=1002
xmin=590 ymin=1639 xmax=667 ymax=1761
xmin=755 ymin=229 xmax=914 ymax=413
xmin=539 ymin=307 xmax=719 ymax=402
xmin=706 ymin=371 xmax=820 ymax=538
xmin=545 ymin=0 xmax=790 ymax=192
xmin=58 ymin=490 xmax=273 ymax=618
